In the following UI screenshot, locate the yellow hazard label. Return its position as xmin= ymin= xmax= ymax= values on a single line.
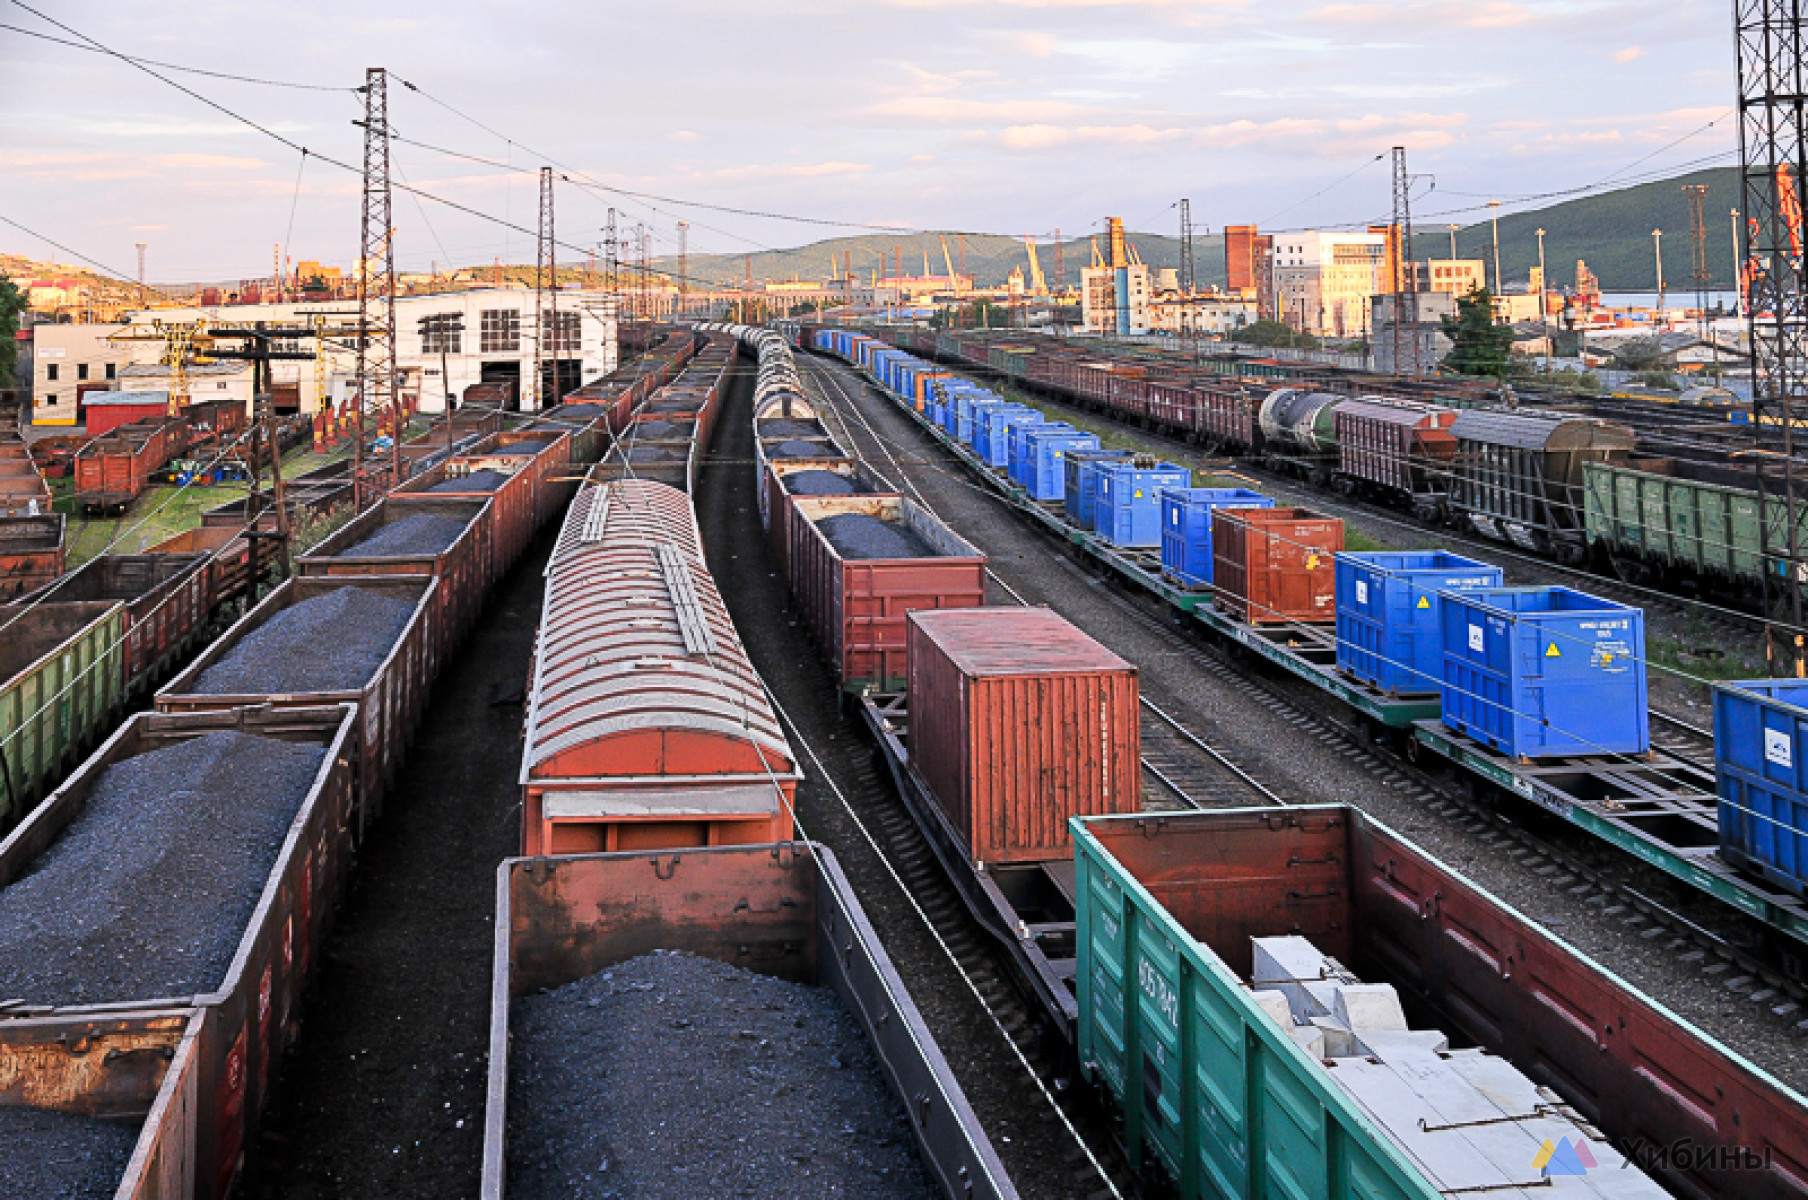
xmin=1306 ymin=555 xmax=1319 ymax=569
xmin=1416 ymin=596 xmax=1431 ymax=609
xmin=1134 ymin=490 xmax=1144 ymax=498
xmin=1546 ymin=643 xmax=1561 ymax=658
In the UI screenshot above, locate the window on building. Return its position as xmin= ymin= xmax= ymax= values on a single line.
xmin=45 ymin=364 xmax=57 ymax=382
xmin=420 ymin=312 xmax=464 ymax=354
xmin=541 ymin=310 xmax=581 ymax=353
xmin=480 ymin=309 xmax=520 ymax=353
xmin=104 ymin=362 xmax=116 ymax=380
xmin=77 ymin=363 xmax=89 ymax=381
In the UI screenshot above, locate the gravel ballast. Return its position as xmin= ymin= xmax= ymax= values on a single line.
xmin=507 ymin=951 xmax=934 ymax=1200
xmin=784 ymin=470 xmax=867 ymax=497
xmin=192 ymin=586 xmax=414 ymax=695
xmin=336 ymin=513 xmax=468 ymax=558
xmin=816 ymin=513 xmax=934 ymax=560
xmin=0 ymin=731 xmax=327 ymax=1005
xmin=0 ymin=1108 xmax=143 ymax=1199
xmin=429 ymin=470 xmax=508 ymax=494
xmin=771 ymin=439 xmax=834 ymax=459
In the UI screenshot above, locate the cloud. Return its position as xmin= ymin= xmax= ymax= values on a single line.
xmin=671 ymin=130 xmax=700 ymax=141
xmin=0 ymin=149 xmax=270 ymax=182
xmin=863 ymin=95 xmax=1088 ymax=124
xmin=1612 ymin=45 xmax=1644 ymax=63
xmin=693 ymin=160 xmax=873 ymax=181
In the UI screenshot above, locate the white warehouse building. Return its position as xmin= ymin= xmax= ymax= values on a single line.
xmin=35 ymin=287 xmax=619 ymax=424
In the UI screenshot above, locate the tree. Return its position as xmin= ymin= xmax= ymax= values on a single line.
xmin=0 ymin=274 xmax=23 ymax=387
xmin=1440 ymin=286 xmax=1514 ymax=378
xmin=1611 ymin=336 xmax=1667 ymax=371
xmin=1230 ymin=318 xmax=1319 ymax=350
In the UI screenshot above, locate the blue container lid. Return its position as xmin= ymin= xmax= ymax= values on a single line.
xmin=1336 ymin=550 xmax=1495 ymax=575
xmin=1161 ymin=486 xmax=1268 ymax=503
xmin=1447 ymin=585 xmax=1636 ymax=617
xmin=1719 ymin=679 xmax=1808 ymax=710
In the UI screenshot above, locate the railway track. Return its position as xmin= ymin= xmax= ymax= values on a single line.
xmin=806 ymin=351 xmax=1808 ymax=1065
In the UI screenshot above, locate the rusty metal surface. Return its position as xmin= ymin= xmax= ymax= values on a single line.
xmin=907 ymin=607 xmax=1140 ymax=865
xmin=19 ymin=553 xmax=213 ymax=695
xmin=0 ymin=704 xmax=358 ymax=1200
xmin=154 ymin=576 xmax=437 ymax=825
xmin=0 ymin=1007 xmax=203 ymax=1200
xmin=482 ymin=844 xmax=1018 ymax=1200
xmin=1211 ymin=505 xmax=1344 ymax=625
xmin=523 ymin=480 xmax=796 ymax=855
xmin=1083 ymin=806 xmax=1808 ymax=1200
xmin=296 ymin=495 xmax=491 ymax=651
xmin=788 ymin=493 xmax=988 ymax=693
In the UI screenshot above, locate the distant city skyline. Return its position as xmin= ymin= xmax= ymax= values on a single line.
xmin=1 ymin=1 xmax=1734 ymax=283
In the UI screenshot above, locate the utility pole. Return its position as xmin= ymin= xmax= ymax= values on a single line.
xmin=1536 ymin=227 xmax=1550 ymax=377
xmin=1447 ymin=224 xmax=1459 ymax=262
xmin=1179 ymin=200 xmax=1196 ymax=295
xmin=1390 ymin=147 xmax=1418 ymax=378
xmin=535 ymin=165 xmax=555 ymax=411
xmin=1737 ymin=0 xmax=1808 ymax=672
xmin=958 ymin=235 xmax=966 ymax=285
xmin=1732 ymin=207 xmax=1744 ymax=317
xmin=677 ymin=221 xmax=689 ymax=308
xmin=1488 ymin=200 xmax=1503 ymax=304
xmin=135 ymin=242 xmax=147 ymax=308
xmin=353 ymin=65 xmax=399 ymax=505
xmin=1052 ymin=229 xmax=1063 ymax=297
xmin=1684 ymin=183 xmax=1711 ymax=340
xmin=1652 ymin=228 xmax=1665 ymax=312
xmin=603 ymin=208 xmax=619 ymax=301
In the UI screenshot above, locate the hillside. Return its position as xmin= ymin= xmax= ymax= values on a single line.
xmin=1434 ymin=166 xmax=1738 ymax=293
xmin=654 ymin=230 xmax=1227 ymax=291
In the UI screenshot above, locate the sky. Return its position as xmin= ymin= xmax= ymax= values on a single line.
xmin=0 ymin=0 xmax=1736 ymax=284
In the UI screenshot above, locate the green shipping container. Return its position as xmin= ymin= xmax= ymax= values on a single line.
xmin=0 ymin=600 xmax=126 ymax=832
xmin=1584 ymin=456 xmax=1805 ymax=586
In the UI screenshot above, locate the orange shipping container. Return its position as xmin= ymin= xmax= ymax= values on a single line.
xmin=1210 ymin=506 xmax=1344 ymax=625
xmin=906 ymin=607 xmax=1140 ymax=865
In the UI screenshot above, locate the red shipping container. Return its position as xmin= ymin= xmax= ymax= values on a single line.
xmin=907 ymin=607 xmax=1140 ymax=865
xmin=789 ymin=495 xmax=986 ymax=693
xmin=1211 ymin=506 xmax=1344 ymax=625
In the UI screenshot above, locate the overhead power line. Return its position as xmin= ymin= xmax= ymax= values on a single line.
xmin=0 ymin=17 xmax=353 ymax=91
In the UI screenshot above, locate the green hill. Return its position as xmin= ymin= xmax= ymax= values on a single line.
xmin=1433 ymin=166 xmax=1738 ymax=293
xmin=654 ymin=230 xmax=1227 ymax=291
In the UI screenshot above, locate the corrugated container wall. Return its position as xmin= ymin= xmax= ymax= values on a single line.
xmin=1212 ymin=506 xmax=1344 ymax=624
xmin=1716 ymin=680 xmax=1808 ymax=895
xmin=907 ymin=608 xmax=1140 ymax=865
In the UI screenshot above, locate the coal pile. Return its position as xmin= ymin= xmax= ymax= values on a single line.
xmin=191 ymin=586 xmax=414 ymax=695
xmin=627 ymin=445 xmax=682 ymax=463
xmin=0 ymin=732 xmax=328 ymax=1005
xmin=784 ymin=470 xmax=868 ymax=497
xmin=758 ymin=419 xmax=827 ymax=439
xmin=548 ymin=404 xmax=607 ymax=419
xmin=647 ymin=398 xmax=696 ymax=412
xmin=336 ymin=513 xmax=467 ymax=558
xmin=491 ymin=439 xmax=552 ymax=457
xmin=631 ymin=420 xmax=687 ymax=439
xmin=0 ymin=1108 xmax=142 ymax=1199
xmin=816 ymin=514 xmax=934 ymax=560
xmin=429 ymin=470 xmax=508 ymax=494
xmin=508 ymin=951 xmax=934 ymax=1200
xmin=771 ymin=439 xmax=833 ymax=459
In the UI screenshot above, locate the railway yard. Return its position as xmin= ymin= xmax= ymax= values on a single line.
xmin=3 ymin=323 xmax=1808 ymax=1199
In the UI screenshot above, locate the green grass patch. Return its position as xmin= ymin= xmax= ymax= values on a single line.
xmin=1648 ymin=630 xmax=1765 ymax=684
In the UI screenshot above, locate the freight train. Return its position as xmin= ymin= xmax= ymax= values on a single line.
xmin=0 ymin=336 xmax=704 ymax=1199
xmin=720 ymin=321 xmax=1808 ymax=1200
xmin=821 ymin=324 xmax=1800 ymax=601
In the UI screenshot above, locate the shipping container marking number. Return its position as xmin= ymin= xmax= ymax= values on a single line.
xmin=1138 ymin=958 xmax=1180 ymax=1029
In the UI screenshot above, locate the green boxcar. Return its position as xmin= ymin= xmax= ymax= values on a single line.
xmin=1583 ymin=456 xmax=1804 ymax=586
xmin=0 ymin=600 xmax=126 ymax=832
xmin=988 ymin=345 xmax=1034 ymax=380
xmin=1076 ymin=811 xmax=1435 ymax=1200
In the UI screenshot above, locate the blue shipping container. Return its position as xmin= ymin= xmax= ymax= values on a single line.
xmin=1335 ymin=551 xmax=1503 ymax=695
xmin=1158 ymin=487 xmax=1273 ymax=590
xmin=1000 ymin=412 xmax=1051 ymax=476
xmin=975 ymin=405 xmax=1037 ymax=467
xmin=959 ymin=398 xmax=1004 ymax=446
xmin=1065 ymin=451 xmax=1132 ymax=529
xmin=1021 ymin=429 xmax=1100 ymax=502
xmin=1439 ymin=587 xmax=1649 ymax=759
xmin=1715 ymin=680 xmax=1808 ymax=895
xmin=1010 ymin=421 xmax=1074 ymax=486
xmin=1096 ymin=463 xmax=1191 ymax=549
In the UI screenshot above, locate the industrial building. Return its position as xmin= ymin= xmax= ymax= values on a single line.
xmin=1271 ymin=230 xmax=1390 ymax=338
xmin=26 ymin=286 xmax=619 ymax=426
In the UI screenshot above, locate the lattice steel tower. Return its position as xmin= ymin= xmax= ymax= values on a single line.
xmin=1736 ymin=2 xmax=1808 ymax=670
xmin=1391 ymin=145 xmax=1420 ymax=378
xmin=535 ymin=166 xmax=555 ymax=410
xmin=1179 ymin=200 xmax=1196 ymax=294
xmin=354 ymin=66 xmax=400 ymax=499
